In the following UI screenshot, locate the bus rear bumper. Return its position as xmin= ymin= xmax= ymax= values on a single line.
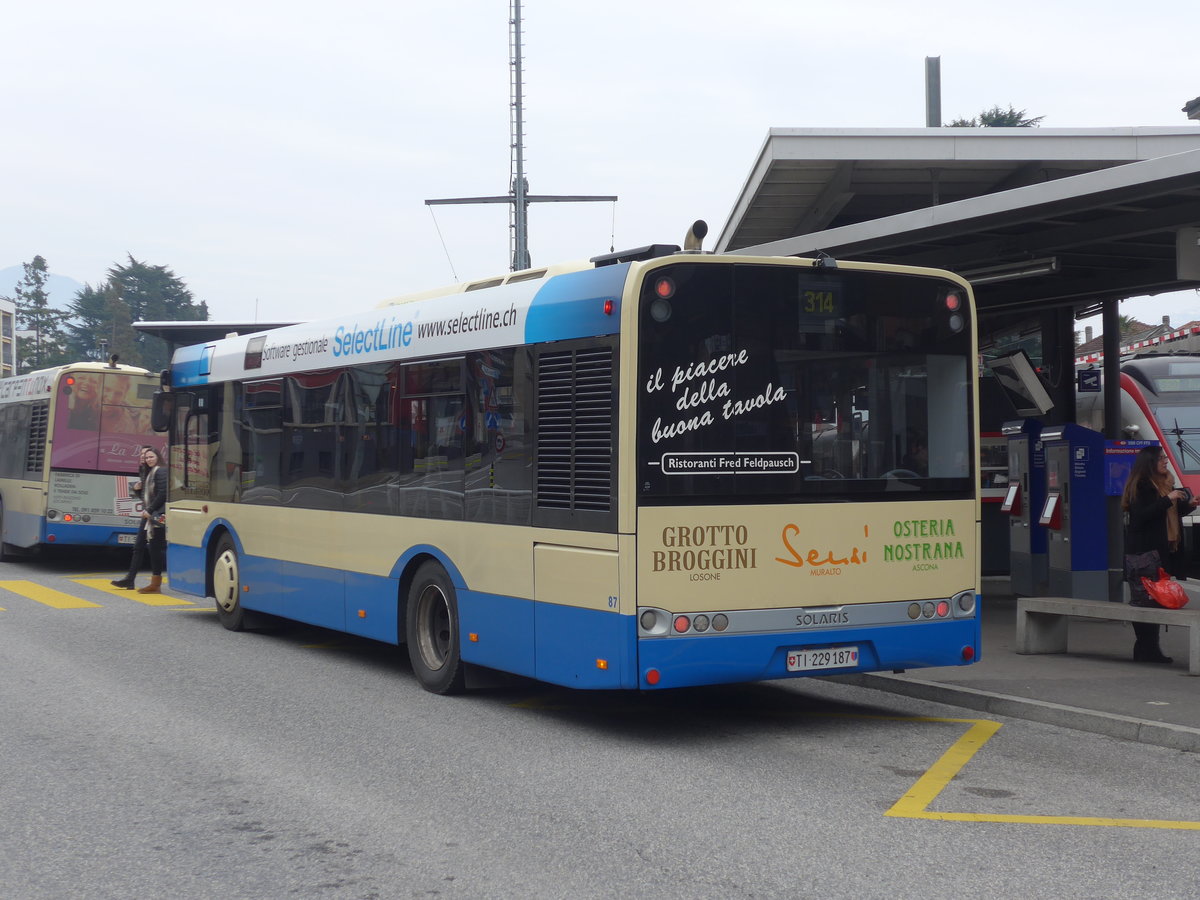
xmin=636 ymin=619 xmax=981 ymax=690
xmin=41 ymin=521 xmax=140 ymax=548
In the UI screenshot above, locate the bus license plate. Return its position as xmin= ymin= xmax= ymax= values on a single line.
xmin=118 ymin=534 xmax=136 ymax=545
xmin=786 ymin=646 xmax=859 ymax=672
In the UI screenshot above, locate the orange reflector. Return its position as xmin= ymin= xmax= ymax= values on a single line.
xmin=242 ymin=585 xmax=249 ymax=592
xmin=63 ymin=514 xmax=74 ymax=522
xmin=357 ymin=609 xmax=366 ymax=618
xmin=469 ymin=633 xmax=479 ymax=642
xmin=596 ymin=658 xmax=608 ymax=670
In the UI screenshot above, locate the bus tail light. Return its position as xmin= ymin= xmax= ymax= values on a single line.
xmin=952 ymin=590 xmax=976 ymax=616
xmin=962 ymin=646 xmax=976 ymax=661
xmin=638 ymin=610 xmax=732 ymax=635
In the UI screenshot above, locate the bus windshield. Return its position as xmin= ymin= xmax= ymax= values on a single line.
xmin=637 ymin=262 xmax=973 ymax=500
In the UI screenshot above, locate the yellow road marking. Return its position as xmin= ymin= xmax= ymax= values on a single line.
xmin=514 ymin=698 xmax=1200 ymax=830
xmin=885 ymin=715 xmax=1200 ymax=830
xmin=72 ymin=577 xmax=194 ymax=607
xmin=0 ymin=580 xmax=102 ymax=609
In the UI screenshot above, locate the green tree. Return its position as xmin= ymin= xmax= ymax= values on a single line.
xmin=947 ymin=105 xmax=1044 ymax=127
xmin=64 ymin=281 xmax=135 ymax=362
xmin=101 ymin=255 xmax=209 ymax=371
xmin=3 ymin=255 xmax=71 ymax=371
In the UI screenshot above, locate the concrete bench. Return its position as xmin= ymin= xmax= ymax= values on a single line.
xmin=1016 ymin=596 xmax=1200 ymax=675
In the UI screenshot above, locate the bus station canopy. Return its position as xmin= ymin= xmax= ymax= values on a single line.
xmin=716 ymin=128 xmax=1200 ymax=318
xmin=133 ymin=320 xmax=297 ymax=355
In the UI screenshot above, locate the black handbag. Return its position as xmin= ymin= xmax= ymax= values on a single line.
xmin=1124 ymin=549 xmax=1161 ymax=607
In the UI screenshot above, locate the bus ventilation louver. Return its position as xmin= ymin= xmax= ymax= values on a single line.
xmin=536 ymin=347 xmax=614 ymax=512
xmin=24 ymin=402 xmax=49 ymax=476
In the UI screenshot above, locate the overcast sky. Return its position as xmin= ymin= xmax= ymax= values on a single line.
xmin=4 ymin=0 xmax=1199 ymax=329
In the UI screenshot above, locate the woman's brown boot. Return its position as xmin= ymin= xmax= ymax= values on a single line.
xmin=137 ymin=576 xmax=162 ymax=594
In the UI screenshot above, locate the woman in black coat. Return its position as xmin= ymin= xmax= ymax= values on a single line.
xmin=110 ymin=446 xmax=168 ymax=593
xmin=1122 ymin=445 xmax=1198 ymax=662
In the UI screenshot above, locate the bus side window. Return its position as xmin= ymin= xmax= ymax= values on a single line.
xmin=465 ymin=348 xmax=533 ymax=525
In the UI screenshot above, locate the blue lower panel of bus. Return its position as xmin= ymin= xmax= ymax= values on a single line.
xmin=167 ymin=543 xmax=207 ymax=596
xmin=41 ymin=520 xmax=139 ymax=548
xmin=457 ymin=592 xmax=637 ymax=687
xmin=637 ymin=618 xmax=980 ymax=690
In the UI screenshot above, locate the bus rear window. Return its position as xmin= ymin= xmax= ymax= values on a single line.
xmin=636 ymin=263 xmax=974 ymax=501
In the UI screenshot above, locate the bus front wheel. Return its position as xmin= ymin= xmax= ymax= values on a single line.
xmin=211 ymin=535 xmax=249 ymax=631
xmin=405 ymin=561 xmax=466 ymax=695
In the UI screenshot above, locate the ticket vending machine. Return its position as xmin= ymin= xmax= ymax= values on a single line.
xmin=1002 ymin=419 xmax=1047 ymax=596
xmin=1040 ymin=424 xmax=1107 ymax=601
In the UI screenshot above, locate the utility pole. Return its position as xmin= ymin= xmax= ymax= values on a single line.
xmin=426 ymin=0 xmax=617 ymax=271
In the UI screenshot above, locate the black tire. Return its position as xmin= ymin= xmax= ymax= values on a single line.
xmin=405 ymin=561 xmax=466 ymax=694
xmin=210 ymin=534 xmax=249 ymax=631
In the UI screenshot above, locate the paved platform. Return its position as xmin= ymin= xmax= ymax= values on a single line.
xmin=832 ymin=577 xmax=1200 ymax=752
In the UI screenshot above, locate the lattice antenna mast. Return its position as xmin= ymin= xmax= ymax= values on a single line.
xmin=510 ymin=0 xmax=528 ymax=269
xmin=426 ymin=0 xmax=616 ymax=272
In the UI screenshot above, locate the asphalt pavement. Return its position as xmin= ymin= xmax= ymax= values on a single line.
xmin=833 ymin=576 xmax=1200 ymax=752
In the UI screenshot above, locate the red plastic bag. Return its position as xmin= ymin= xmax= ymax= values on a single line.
xmin=1140 ymin=568 xmax=1190 ymax=609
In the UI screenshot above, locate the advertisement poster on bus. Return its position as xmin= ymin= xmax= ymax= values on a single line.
xmin=51 ymin=373 xmax=155 ymax=473
xmin=48 ymin=471 xmax=143 ymax=524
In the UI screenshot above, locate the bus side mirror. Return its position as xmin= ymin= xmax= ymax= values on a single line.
xmin=151 ymin=391 xmax=175 ymax=433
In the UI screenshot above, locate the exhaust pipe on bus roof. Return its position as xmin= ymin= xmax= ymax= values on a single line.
xmin=683 ymin=220 xmax=708 ymax=253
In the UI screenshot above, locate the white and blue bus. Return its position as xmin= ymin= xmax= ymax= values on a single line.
xmin=154 ymin=237 xmax=981 ymax=693
xmin=1 ymin=360 xmax=159 ymax=557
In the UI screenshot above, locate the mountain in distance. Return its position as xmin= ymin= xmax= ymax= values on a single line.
xmin=0 ymin=265 xmax=86 ymax=308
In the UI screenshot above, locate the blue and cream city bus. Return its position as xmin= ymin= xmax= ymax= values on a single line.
xmin=0 ymin=360 xmax=159 ymax=557
xmin=154 ymin=233 xmax=981 ymax=693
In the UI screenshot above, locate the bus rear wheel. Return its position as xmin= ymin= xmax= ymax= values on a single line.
xmin=406 ymin=561 xmax=466 ymax=694
xmin=211 ymin=535 xmax=250 ymax=631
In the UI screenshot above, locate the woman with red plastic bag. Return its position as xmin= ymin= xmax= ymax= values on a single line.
xmin=1122 ymin=446 xmax=1198 ymax=663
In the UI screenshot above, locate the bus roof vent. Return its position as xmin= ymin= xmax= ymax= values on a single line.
xmin=464 ymin=278 xmax=505 ymax=292
xmin=505 ymin=268 xmax=548 ymax=284
xmin=590 ymin=244 xmax=680 ymax=267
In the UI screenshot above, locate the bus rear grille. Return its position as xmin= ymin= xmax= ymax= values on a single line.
xmin=537 ymin=348 xmax=613 ymax=511
xmin=24 ymin=402 xmax=48 ymax=476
